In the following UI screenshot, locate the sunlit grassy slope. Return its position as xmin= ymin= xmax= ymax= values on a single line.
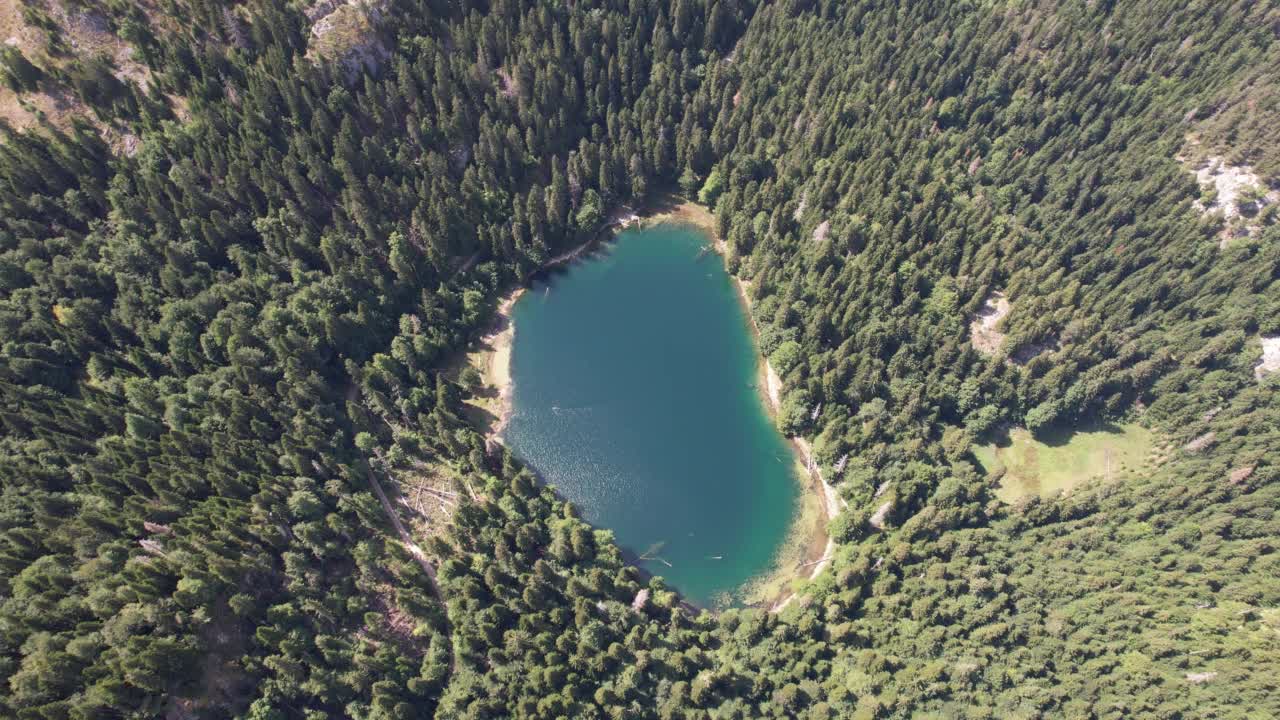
xmin=975 ymin=423 xmax=1157 ymax=502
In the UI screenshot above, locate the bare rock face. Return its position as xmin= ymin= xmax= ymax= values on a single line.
xmin=1 ymin=0 xmax=155 ymax=133
xmin=49 ymin=2 xmax=111 ymax=46
xmin=812 ymin=219 xmax=830 ymax=243
xmin=965 ymin=290 xmax=1065 ymax=365
xmin=1187 ymin=155 xmax=1279 ymax=248
xmin=1193 ymin=158 xmax=1274 ymax=220
xmin=1255 ymin=335 xmax=1280 ymax=381
xmin=1184 ymin=432 xmax=1217 ymax=454
xmin=118 ymin=132 xmax=140 ymax=157
xmin=306 ymin=0 xmax=347 ymax=23
xmin=868 ymin=500 xmax=892 ymax=530
xmin=495 ymin=66 xmax=519 ymax=98
xmin=307 ymin=0 xmax=392 ymax=81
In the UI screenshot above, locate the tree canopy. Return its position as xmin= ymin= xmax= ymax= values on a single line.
xmin=1 ymin=0 xmax=1277 ymax=718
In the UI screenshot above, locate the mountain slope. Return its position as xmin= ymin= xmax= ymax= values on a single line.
xmin=1 ymin=0 xmax=1276 ymax=718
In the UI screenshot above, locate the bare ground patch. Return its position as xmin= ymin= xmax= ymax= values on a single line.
xmin=306 ymin=0 xmax=391 ymax=80
xmin=969 ymin=290 xmax=1010 ymax=356
xmin=458 ymin=288 xmax=522 ymax=443
xmin=868 ymin=500 xmax=892 ymax=530
xmin=1183 ymin=148 xmax=1279 ymax=247
xmin=495 ymin=66 xmax=519 ymax=98
xmin=1 ymin=0 xmax=163 ymax=152
xmin=1255 ymin=335 xmax=1280 ymax=381
xmin=397 ymin=465 xmax=465 ymax=540
xmin=164 ymin=597 xmax=252 ymax=720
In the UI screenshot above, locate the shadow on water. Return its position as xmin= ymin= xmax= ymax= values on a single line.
xmin=525 ymin=191 xmax=689 ymax=284
xmin=527 ymin=246 xmax=609 ymax=285
xmin=496 ymin=457 xmax=707 ymax=614
xmin=613 ymin=540 xmax=707 ymax=614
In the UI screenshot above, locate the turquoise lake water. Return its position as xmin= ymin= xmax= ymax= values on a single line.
xmin=503 ymin=222 xmax=801 ymax=606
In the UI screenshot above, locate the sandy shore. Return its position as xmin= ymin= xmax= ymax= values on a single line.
xmin=729 ymin=273 xmax=842 ymax=612
xmin=662 ymin=201 xmax=843 ymax=611
xmin=469 ymin=213 xmax=641 ymax=441
xmin=481 ymin=289 xmax=523 ymax=440
xmin=469 ymin=196 xmax=840 ymax=612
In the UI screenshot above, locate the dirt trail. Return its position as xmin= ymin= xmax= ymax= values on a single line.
xmin=347 ymin=382 xmax=454 ymax=674
xmin=363 ymin=461 xmax=457 ymax=676
xmin=365 ymin=464 xmax=440 ymax=588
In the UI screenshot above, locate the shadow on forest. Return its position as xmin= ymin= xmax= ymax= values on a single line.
xmin=525 ymin=190 xmax=689 ymax=284
xmin=987 ymin=419 xmax=1127 ymax=449
xmin=642 ymin=190 xmax=684 ymax=217
xmin=1037 ymin=420 xmax=1126 ymax=448
xmin=459 ymin=402 xmax=498 ymax=435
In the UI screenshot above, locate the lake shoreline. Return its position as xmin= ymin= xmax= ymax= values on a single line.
xmin=468 ymin=194 xmax=837 ymax=613
xmin=642 ymin=199 xmax=840 ymax=612
xmin=480 ymin=289 xmax=523 ymax=442
xmin=470 ymin=209 xmax=644 ymax=443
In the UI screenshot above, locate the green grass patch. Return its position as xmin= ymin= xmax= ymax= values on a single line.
xmin=974 ymin=422 xmax=1156 ymax=503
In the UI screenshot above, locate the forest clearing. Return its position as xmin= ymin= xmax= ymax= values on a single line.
xmin=975 ymin=423 xmax=1158 ymax=502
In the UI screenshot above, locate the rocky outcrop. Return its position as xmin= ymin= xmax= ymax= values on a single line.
xmin=1186 ymin=155 xmax=1279 ymax=247
xmin=1255 ymin=335 xmax=1280 ymax=381
xmin=1184 ymin=432 xmax=1216 ymax=454
xmin=307 ymin=0 xmax=392 ymax=81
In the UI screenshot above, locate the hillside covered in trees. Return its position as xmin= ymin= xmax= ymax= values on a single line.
xmin=1 ymin=0 xmax=1277 ymax=718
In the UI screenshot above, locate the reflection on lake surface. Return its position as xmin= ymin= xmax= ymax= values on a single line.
xmin=503 ymin=223 xmax=800 ymax=606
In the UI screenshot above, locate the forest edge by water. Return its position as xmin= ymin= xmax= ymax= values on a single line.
xmin=460 ymin=195 xmax=841 ymax=612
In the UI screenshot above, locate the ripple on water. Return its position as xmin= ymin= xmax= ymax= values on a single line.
xmin=504 ymin=223 xmax=802 ymax=606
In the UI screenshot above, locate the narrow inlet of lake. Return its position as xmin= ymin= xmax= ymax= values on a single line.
xmin=503 ymin=222 xmax=801 ymax=607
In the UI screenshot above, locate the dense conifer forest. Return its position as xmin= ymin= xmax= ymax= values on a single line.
xmin=1 ymin=0 xmax=1277 ymax=718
